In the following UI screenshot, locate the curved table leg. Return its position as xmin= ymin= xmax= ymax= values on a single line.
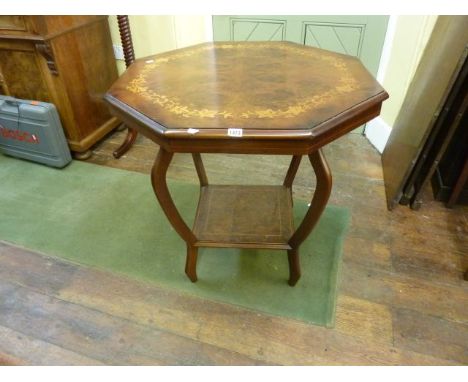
xmin=187 ymin=153 xmax=208 ymax=281
xmin=113 ymin=127 xmax=138 ymax=159
xmin=287 ymin=149 xmax=332 ymax=286
xmin=151 ymin=148 xmax=198 ymax=281
xmin=287 ymin=249 xmax=301 ymax=286
xmin=185 ymin=245 xmax=199 ymax=282
xmin=283 ymin=155 xmax=302 ymax=188
xmin=192 ymin=153 xmax=208 ymax=186
xmin=283 ymin=155 xmax=302 ymax=207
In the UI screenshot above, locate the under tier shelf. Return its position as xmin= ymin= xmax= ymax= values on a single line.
xmin=193 ymin=185 xmax=294 ymax=250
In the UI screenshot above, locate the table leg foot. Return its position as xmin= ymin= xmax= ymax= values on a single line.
xmin=113 ymin=127 xmax=138 ymax=159
xmin=287 ymin=249 xmax=301 ymax=286
xmin=185 ymin=245 xmax=198 ymax=282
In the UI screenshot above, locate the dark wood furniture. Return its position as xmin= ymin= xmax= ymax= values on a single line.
xmin=104 ymin=42 xmax=388 ymax=285
xmin=401 ymin=46 xmax=468 ymax=209
xmin=444 ymin=159 xmax=468 ymax=208
xmin=430 ymin=63 xmax=468 ymax=207
xmin=0 ymin=16 xmax=120 ymax=157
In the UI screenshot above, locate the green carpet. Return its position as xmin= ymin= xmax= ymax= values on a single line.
xmin=0 ymin=154 xmax=350 ymax=327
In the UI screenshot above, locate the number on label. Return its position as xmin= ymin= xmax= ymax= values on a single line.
xmin=228 ymin=128 xmax=243 ymax=137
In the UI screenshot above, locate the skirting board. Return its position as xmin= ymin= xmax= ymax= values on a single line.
xmin=364 ymin=116 xmax=392 ymax=153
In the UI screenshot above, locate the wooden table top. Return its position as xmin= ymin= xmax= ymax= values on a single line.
xmin=105 ymin=42 xmax=387 ymax=142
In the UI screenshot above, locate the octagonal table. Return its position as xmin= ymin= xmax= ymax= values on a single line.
xmin=104 ymin=41 xmax=388 ymax=286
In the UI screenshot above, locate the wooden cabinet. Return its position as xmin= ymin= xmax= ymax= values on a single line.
xmin=0 ymin=16 xmax=120 ymax=155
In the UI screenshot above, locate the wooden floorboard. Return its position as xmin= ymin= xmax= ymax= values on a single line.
xmin=0 ymin=130 xmax=467 ymax=365
xmin=0 ymin=274 xmax=266 ymax=366
xmin=392 ymin=307 xmax=468 ymax=364
xmin=0 ymin=245 xmax=458 ymax=365
xmin=0 ymin=325 xmax=104 ymax=366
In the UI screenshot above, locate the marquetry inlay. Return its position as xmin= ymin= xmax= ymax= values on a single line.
xmin=107 ymin=41 xmax=386 ymax=132
xmin=125 ymin=43 xmax=359 ymax=120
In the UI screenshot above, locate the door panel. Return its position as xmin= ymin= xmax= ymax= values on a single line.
xmin=303 ymin=22 xmax=364 ymax=57
xmin=0 ymin=16 xmax=27 ymax=32
xmin=0 ymin=49 xmax=50 ymax=101
xmin=230 ymin=18 xmax=286 ymax=41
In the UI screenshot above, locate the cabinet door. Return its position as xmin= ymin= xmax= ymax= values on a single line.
xmin=0 ymin=41 xmax=50 ymax=101
xmin=0 ymin=16 xmax=28 ymax=32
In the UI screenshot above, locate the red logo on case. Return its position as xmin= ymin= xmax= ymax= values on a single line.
xmin=0 ymin=124 xmax=40 ymax=144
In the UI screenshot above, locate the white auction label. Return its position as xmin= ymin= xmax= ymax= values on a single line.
xmin=228 ymin=128 xmax=243 ymax=137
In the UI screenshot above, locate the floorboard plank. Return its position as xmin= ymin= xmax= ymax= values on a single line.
xmin=0 ymin=278 xmax=267 ymax=366
xmin=0 ymin=325 xmax=104 ymax=365
xmin=0 ymin=246 xmax=456 ymax=365
xmin=334 ymin=295 xmax=393 ymax=345
xmin=392 ymin=308 xmax=468 ymax=364
xmin=340 ymin=261 xmax=468 ymax=324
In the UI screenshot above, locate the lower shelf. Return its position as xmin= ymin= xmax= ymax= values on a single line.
xmin=193 ymin=185 xmax=294 ymax=249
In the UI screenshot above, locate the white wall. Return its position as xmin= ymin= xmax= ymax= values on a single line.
xmin=365 ymin=15 xmax=438 ymax=152
xmin=108 ymin=15 xmax=212 ymax=74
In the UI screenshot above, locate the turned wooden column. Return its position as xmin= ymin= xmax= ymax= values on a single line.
xmin=113 ymin=15 xmax=139 ymax=159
